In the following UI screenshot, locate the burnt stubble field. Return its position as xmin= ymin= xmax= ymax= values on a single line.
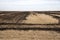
xmin=0 ymin=11 xmax=60 ymax=40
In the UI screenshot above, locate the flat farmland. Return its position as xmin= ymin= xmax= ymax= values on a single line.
xmin=0 ymin=11 xmax=60 ymax=40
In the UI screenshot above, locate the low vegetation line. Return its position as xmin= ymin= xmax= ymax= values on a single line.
xmin=0 ymin=23 xmax=60 ymax=25
xmin=0 ymin=28 xmax=60 ymax=32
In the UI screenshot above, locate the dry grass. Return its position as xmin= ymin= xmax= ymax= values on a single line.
xmin=0 ymin=11 xmax=60 ymax=40
xmin=22 ymin=13 xmax=59 ymax=24
xmin=0 ymin=11 xmax=60 ymax=24
xmin=0 ymin=30 xmax=60 ymax=40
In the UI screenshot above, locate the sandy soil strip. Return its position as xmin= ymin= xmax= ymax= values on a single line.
xmin=0 ymin=30 xmax=60 ymax=40
xmin=22 ymin=13 xmax=59 ymax=24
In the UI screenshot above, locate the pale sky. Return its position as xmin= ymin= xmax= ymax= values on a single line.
xmin=0 ymin=0 xmax=60 ymax=11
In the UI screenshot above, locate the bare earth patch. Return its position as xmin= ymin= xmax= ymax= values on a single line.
xmin=22 ymin=13 xmax=59 ymax=24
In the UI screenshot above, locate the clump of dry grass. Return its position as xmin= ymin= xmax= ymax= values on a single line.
xmin=22 ymin=13 xmax=59 ymax=24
